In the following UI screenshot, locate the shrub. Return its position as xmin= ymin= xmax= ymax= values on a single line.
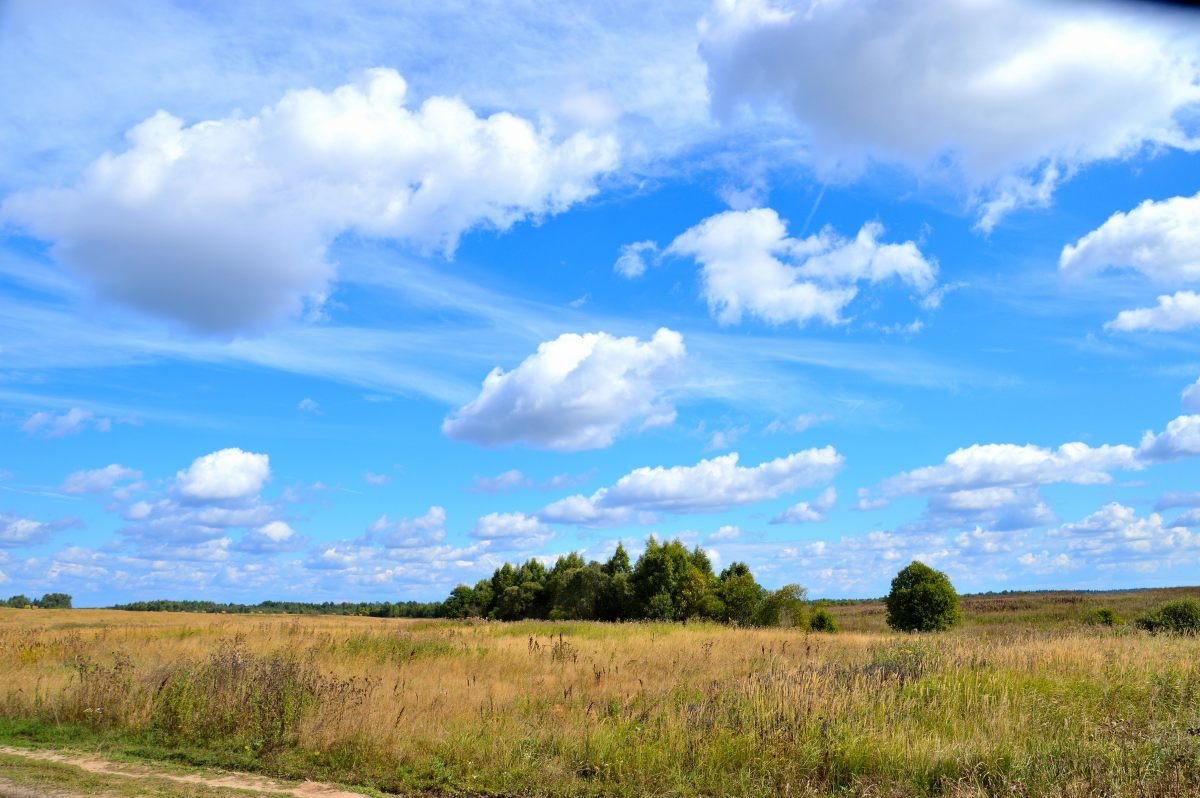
xmin=1135 ymin=599 xmax=1200 ymax=635
xmin=1082 ymin=606 xmax=1118 ymax=626
xmin=884 ymin=561 xmax=962 ymax=632
xmin=808 ymin=607 xmax=838 ymax=633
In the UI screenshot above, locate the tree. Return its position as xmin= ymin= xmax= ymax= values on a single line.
xmin=717 ymin=562 xmax=763 ymax=626
xmin=5 ymin=594 xmax=31 ymax=608
xmin=37 ymin=593 xmax=73 ymax=609
xmin=808 ymin=606 xmax=838 ymax=632
xmin=758 ymin=584 xmax=807 ymax=628
xmin=884 ymin=562 xmax=960 ymax=632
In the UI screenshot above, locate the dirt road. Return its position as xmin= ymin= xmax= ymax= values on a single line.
xmin=0 ymin=746 xmax=371 ymax=798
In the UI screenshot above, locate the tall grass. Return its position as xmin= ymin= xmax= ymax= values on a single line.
xmin=1 ymin=595 xmax=1199 ymax=797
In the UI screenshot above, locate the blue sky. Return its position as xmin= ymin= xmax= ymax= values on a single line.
xmin=4 ymin=0 xmax=1200 ymax=606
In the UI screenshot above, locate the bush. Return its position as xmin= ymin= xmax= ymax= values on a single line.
xmin=884 ymin=561 xmax=961 ymax=632
xmin=1135 ymin=599 xmax=1200 ymax=635
xmin=808 ymin=607 xmax=838 ymax=633
xmin=1082 ymin=606 xmax=1118 ymax=626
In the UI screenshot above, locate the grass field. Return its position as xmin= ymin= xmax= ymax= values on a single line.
xmin=2 ymin=588 xmax=1200 ymax=797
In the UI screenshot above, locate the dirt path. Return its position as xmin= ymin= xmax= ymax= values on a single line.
xmin=0 ymin=746 xmax=369 ymax=798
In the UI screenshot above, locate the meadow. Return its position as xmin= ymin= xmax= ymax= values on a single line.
xmin=2 ymin=587 xmax=1200 ymax=797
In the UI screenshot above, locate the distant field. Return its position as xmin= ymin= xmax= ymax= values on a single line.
xmin=2 ymin=587 xmax=1200 ymax=797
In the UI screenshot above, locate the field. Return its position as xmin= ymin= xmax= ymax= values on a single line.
xmin=2 ymin=588 xmax=1200 ymax=797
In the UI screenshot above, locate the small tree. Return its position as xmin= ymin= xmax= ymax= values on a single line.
xmin=885 ymin=562 xmax=960 ymax=632
xmin=808 ymin=606 xmax=838 ymax=632
xmin=1135 ymin=599 xmax=1200 ymax=635
xmin=5 ymin=594 xmax=31 ymax=609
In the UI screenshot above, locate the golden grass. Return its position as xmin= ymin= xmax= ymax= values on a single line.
xmin=2 ymin=603 xmax=1200 ymax=797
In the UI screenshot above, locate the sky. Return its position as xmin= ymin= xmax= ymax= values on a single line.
xmin=4 ymin=0 xmax=1200 ymax=606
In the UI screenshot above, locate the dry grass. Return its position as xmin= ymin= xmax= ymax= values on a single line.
xmin=2 ymin=598 xmax=1200 ymax=797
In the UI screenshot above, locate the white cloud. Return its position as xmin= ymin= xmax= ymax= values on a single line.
xmin=363 ymin=471 xmax=391 ymax=486
xmin=176 ymin=448 xmax=271 ymax=501
xmin=666 ymin=208 xmax=936 ymax=326
xmin=0 ymin=515 xmax=46 ymax=547
xmin=700 ymin=0 xmax=1200 ymax=228
xmin=541 ymin=447 xmax=842 ymax=524
xmin=1183 ymin=379 xmax=1200 ymax=414
xmin=22 ymin=407 xmax=110 ymax=438
xmin=708 ymin=524 xmax=742 ymax=541
xmin=1105 ymin=291 xmax=1200 ymax=332
xmin=1044 ymin=502 xmax=1199 ymax=570
xmin=771 ymin=485 xmax=837 ymax=524
xmin=470 ymin=470 xmax=533 ymax=494
xmin=472 ymin=511 xmax=553 ymax=549
xmin=235 ymin=520 xmax=304 ymax=554
xmin=883 ymin=441 xmax=1140 ymax=495
xmin=763 ymin=413 xmax=828 ymax=435
xmin=370 ymin=506 xmax=447 ymax=548
xmin=443 ymin=328 xmax=685 ymax=451
xmin=1061 ymin=193 xmax=1200 ymax=283
xmin=2 ymin=68 xmax=619 ymax=332
xmin=297 ymin=398 xmax=321 ymax=413
xmin=62 ymin=464 xmax=142 ymax=494
xmin=614 ymin=240 xmax=660 ymax=278
xmin=707 ymin=425 xmax=748 ymax=451
xmin=1137 ymin=414 xmax=1200 ymax=463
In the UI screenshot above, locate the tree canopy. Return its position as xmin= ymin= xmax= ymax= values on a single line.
xmin=443 ymin=536 xmax=806 ymax=626
xmin=884 ymin=561 xmax=961 ymax=632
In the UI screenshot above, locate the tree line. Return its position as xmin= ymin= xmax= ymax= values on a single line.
xmin=109 ymin=598 xmax=443 ymax=617
xmin=443 ymin=536 xmax=821 ymax=627
xmin=5 ymin=593 xmax=72 ymax=609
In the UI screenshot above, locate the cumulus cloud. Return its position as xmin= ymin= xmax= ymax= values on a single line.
xmin=62 ymin=464 xmax=142 ymax=494
xmin=1105 ymin=291 xmax=1200 ymax=332
xmin=883 ymin=442 xmax=1140 ymax=496
xmin=540 ymin=447 xmax=842 ymax=525
xmin=708 ymin=524 xmax=742 ymax=541
xmin=22 ymin=407 xmax=110 ymax=438
xmin=0 ymin=513 xmax=73 ymax=548
xmin=700 ymin=0 xmax=1200 ymax=228
xmin=1043 ymin=503 xmax=1199 ymax=571
xmin=666 ymin=208 xmax=936 ymax=326
xmin=235 ymin=521 xmax=305 ymax=554
xmin=369 ymin=506 xmax=447 ymax=548
xmin=472 ymin=511 xmax=553 ymax=549
xmin=2 ymin=68 xmax=619 ymax=332
xmin=613 ymin=240 xmax=660 ymax=278
xmin=1062 ymin=193 xmax=1200 ymax=283
xmin=443 ymin=328 xmax=685 ymax=451
xmin=771 ymin=486 xmax=837 ymax=524
xmin=297 ymin=398 xmax=321 ymax=413
xmin=176 ymin=448 xmax=271 ymax=501
xmin=1137 ymin=415 xmax=1200 ymax=463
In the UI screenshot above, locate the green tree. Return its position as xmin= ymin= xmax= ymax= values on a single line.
xmin=884 ymin=562 xmax=961 ymax=632
xmin=37 ymin=592 xmax=73 ymax=609
xmin=717 ymin=562 xmax=763 ymax=626
xmin=808 ymin=606 xmax=838 ymax=632
xmin=758 ymin=584 xmax=807 ymax=628
xmin=5 ymin=594 xmax=31 ymax=608
xmin=443 ymin=585 xmax=478 ymax=619
xmin=603 ymin=542 xmax=631 ymax=576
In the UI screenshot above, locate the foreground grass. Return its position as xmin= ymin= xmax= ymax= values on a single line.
xmin=2 ymin=593 xmax=1200 ymax=797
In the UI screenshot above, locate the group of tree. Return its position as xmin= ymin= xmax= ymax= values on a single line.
xmin=442 ymin=537 xmax=813 ymax=627
xmin=4 ymin=593 xmax=72 ymax=609
xmin=110 ymin=599 xmax=443 ymax=617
